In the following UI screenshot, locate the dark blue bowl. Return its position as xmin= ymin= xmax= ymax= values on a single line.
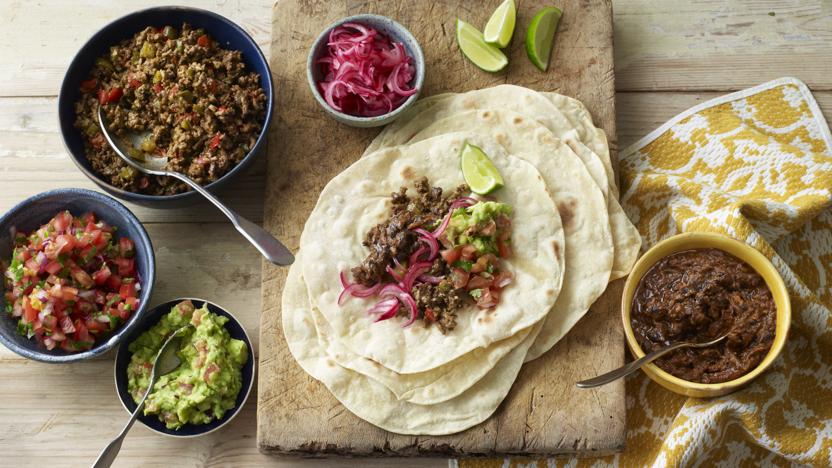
xmin=57 ymin=6 xmax=274 ymax=208
xmin=0 ymin=189 xmax=155 ymax=362
xmin=113 ymin=298 xmax=255 ymax=437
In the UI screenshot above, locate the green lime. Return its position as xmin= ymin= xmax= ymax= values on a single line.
xmin=483 ymin=0 xmax=516 ymax=48
xmin=526 ymin=6 xmax=563 ymax=71
xmin=456 ymin=19 xmax=509 ymax=72
xmin=460 ymin=142 xmax=504 ymax=195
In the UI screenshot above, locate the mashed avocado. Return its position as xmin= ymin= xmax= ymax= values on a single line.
xmin=446 ymin=201 xmax=513 ymax=254
xmin=126 ymin=300 xmax=248 ymax=430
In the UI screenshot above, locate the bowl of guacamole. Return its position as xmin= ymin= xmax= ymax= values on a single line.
xmin=114 ymin=298 xmax=254 ymax=437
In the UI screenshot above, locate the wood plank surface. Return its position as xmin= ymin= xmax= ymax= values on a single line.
xmin=0 ymin=0 xmax=829 ymax=465
xmin=257 ymin=0 xmax=625 ymax=458
xmin=614 ymin=0 xmax=832 ymax=91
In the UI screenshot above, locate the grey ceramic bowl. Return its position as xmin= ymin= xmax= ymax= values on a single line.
xmin=0 ymin=189 xmax=155 ymax=363
xmin=306 ymin=14 xmax=425 ymax=128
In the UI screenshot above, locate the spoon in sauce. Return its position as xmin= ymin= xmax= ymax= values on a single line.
xmin=93 ymin=325 xmax=192 ymax=468
xmin=575 ymin=334 xmax=728 ymax=388
xmin=97 ymin=106 xmax=294 ymax=266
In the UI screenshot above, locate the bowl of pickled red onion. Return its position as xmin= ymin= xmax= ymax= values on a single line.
xmin=306 ymin=14 xmax=425 ymax=128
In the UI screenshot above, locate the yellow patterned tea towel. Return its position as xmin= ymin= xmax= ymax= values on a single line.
xmin=458 ymin=77 xmax=832 ymax=467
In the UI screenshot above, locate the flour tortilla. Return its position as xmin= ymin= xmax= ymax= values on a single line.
xmin=365 ymin=85 xmax=641 ymax=281
xmin=405 ymin=109 xmax=614 ymax=361
xmin=295 ymin=247 xmax=533 ymax=405
xmin=282 ymin=262 xmax=542 ymax=435
xmin=542 ymin=92 xmax=643 ymax=278
xmin=300 ymin=132 xmax=564 ymax=374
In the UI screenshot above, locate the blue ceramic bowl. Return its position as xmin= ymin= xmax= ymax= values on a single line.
xmin=113 ymin=298 xmax=255 ymax=437
xmin=307 ymin=14 xmax=425 ymax=128
xmin=58 ymin=6 xmax=274 ymax=208
xmin=0 ymin=189 xmax=155 ymax=363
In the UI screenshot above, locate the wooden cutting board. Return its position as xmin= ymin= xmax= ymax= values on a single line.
xmin=257 ymin=0 xmax=625 ymax=458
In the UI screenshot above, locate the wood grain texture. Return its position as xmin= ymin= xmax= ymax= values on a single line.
xmin=614 ymin=0 xmax=832 ymax=91
xmin=1 ymin=0 xmax=829 ymax=465
xmin=257 ymin=0 xmax=625 ymax=458
xmin=0 ymin=0 xmax=272 ymax=97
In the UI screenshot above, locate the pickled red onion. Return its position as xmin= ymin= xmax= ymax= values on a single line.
xmin=317 ymin=23 xmax=418 ymax=117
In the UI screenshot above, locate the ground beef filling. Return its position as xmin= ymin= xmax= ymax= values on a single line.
xmin=630 ymin=248 xmax=777 ymax=384
xmin=351 ymin=177 xmax=469 ymax=332
xmin=73 ymin=24 xmax=267 ymax=196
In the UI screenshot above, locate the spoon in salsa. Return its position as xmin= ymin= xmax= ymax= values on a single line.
xmin=93 ymin=325 xmax=191 ymax=468
xmin=97 ymin=106 xmax=294 ymax=266
xmin=575 ymin=334 xmax=728 ymax=388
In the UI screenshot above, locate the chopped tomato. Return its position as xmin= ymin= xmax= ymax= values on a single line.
xmin=208 ymin=132 xmax=223 ymax=150
xmin=119 ymin=282 xmax=137 ymax=299
xmin=440 ymin=247 xmax=462 ymax=266
xmin=197 ymin=34 xmax=210 ymax=47
xmin=115 ymin=258 xmax=135 ymax=276
xmin=497 ymin=239 xmax=512 ymax=258
xmin=106 ymin=87 xmax=123 ymax=103
xmin=106 ymin=274 xmax=122 ymax=290
xmin=70 ymin=267 xmax=94 ymax=289
xmin=423 ymin=308 xmax=436 ymax=322
xmin=129 ymin=79 xmax=142 ymax=88
xmin=153 ymin=83 xmax=163 ymax=93
xmin=460 ymin=245 xmax=478 ymax=261
xmin=2 ymin=211 xmax=141 ymax=353
xmin=80 ymin=79 xmax=98 ymax=93
xmin=97 ymin=89 xmax=108 ymax=105
xmin=467 ymin=275 xmax=493 ymax=290
xmin=450 ymin=268 xmax=470 ymax=289
xmin=53 ymin=211 xmax=73 ymax=232
xmin=92 ymin=264 xmax=112 ymax=286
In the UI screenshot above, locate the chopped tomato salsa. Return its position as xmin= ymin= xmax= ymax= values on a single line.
xmin=2 ymin=211 xmax=141 ymax=352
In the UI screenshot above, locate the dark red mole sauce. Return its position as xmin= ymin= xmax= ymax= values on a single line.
xmin=630 ymin=248 xmax=777 ymax=384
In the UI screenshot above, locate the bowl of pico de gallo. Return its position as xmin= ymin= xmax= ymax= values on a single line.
xmin=0 ymin=188 xmax=155 ymax=363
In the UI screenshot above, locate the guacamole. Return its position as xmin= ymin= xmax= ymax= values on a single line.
xmin=446 ymin=201 xmax=513 ymax=254
xmin=126 ymin=300 xmax=248 ymax=430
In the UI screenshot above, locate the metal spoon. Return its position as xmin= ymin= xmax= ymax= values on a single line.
xmin=575 ymin=334 xmax=729 ymax=388
xmin=93 ymin=325 xmax=192 ymax=468
xmin=97 ymin=106 xmax=294 ymax=266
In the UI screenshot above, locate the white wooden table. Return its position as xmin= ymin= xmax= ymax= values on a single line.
xmin=0 ymin=1 xmax=828 ymax=466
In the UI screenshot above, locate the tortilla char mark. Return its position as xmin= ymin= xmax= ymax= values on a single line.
xmin=557 ymin=198 xmax=577 ymax=230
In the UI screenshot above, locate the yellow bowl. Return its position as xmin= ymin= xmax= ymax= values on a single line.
xmin=622 ymin=232 xmax=791 ymax=398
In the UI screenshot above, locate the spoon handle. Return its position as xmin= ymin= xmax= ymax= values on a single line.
xmin=576 ymin=341 xmax=693 ymax=388
xmin=168 ymin=172 xmax=294 ymax=266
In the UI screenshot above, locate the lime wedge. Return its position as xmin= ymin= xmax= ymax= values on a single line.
xmin=483 ymin=0 xmax=516 ymax=48
xmin=460 ymin=142 xmax=504 ymax=195
xmin=456 ymin=19 xmax=508 ymax=72
xmin=526 ymin=6 xmax=563 ymax=71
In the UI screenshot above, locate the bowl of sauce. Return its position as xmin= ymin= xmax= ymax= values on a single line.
xmin=622 ymin=232 xmax=790 ymax=397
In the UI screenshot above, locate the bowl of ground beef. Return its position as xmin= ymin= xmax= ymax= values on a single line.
xmin=58 ymin=7 xmax=273 ymax=207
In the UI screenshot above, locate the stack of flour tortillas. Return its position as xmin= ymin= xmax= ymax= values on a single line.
xmin=282 ymin=85 xmax=641 ymax=435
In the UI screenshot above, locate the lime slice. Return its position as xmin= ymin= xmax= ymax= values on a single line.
xmin=460 ymin=142 xmax=504 ymax=194
xmin=483 ymin=0 xmax=516 ymax=48
xmin=526 ymin=6 xmax=563 ymax=71
xmin=456 ymin=19 xmax=508 ymax=72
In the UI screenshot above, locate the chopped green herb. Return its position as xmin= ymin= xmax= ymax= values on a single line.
xmin=454 ymin=260 xmax=474 ymax=272
xmin=469 ymin=289 xmax=483 ymax=299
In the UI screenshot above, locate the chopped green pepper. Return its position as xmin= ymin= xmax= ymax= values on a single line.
xmin=139 ymin=42 xmax=156 ymax=59
xmin=152 ymin=70 xmax=164 ymax=84
xmin=95 ymin=57 xmax=113 ymax=71
xmin=163 ymin=26 xmax=178 ymax=39
xmin=178 ymin=90 xmax=194 ymax=104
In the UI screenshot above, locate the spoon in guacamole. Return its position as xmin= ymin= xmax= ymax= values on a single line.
xmin=92 ymin=325 xmax=192 ymax=468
